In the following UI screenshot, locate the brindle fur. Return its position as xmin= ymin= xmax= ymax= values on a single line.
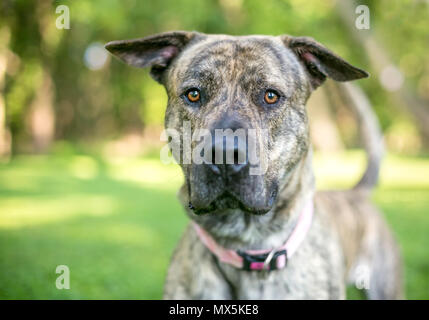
xmin=106 ymin=31 xmax=403 ymax=299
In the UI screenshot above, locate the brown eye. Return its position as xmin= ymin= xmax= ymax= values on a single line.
xmin=187 ymin=89 xmax=200 ymax=103
xmin=264 ymin=90 xmax=279 ymax=104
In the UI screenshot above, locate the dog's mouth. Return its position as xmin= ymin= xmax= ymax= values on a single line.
xmin=189 ymin=189 xmax=277 ymax=216
xmin=186 ymin=161 xmax=279 ymax=216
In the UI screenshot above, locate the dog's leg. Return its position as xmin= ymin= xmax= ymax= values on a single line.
xmin=350 ymin=216 xmax=404 ymax=300
xmin=367 ymin=225 xmax=404 ymax=299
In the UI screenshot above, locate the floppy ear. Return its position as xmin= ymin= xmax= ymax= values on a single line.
xmin=105 ymin=31 xmax=196 ymax=83
xmin=281 ymin=36 xmax=369 ymax=89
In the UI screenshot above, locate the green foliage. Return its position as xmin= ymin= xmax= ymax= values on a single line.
xmin=1 ymin=0 xmax=428 ymax=150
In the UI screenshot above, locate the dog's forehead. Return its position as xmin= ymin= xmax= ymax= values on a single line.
xmin=189 ymin=34 xmax=282 ymax=58
xmin=169 ymin=35 xmax=304 ymax=90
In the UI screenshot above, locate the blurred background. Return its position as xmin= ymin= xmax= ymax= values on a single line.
xmin=0 ymin=0 xmax=428 ymax=299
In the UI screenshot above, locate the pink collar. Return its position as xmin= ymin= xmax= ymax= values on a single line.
xmin=192 ymin=200 xmax=314 ymax=271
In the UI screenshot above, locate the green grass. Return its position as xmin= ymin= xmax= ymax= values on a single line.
xmin=0 ymin=151 xmax=428 ymax=299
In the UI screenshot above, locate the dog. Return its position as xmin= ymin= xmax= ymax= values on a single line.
xmin=106 ymin=31 xmax=403 ymax=299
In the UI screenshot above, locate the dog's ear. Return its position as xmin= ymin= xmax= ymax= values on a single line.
xmin=281 ymin=36 xmax=369 ymax=89
xmin=105 ymin=31 xmax=196 ymax=83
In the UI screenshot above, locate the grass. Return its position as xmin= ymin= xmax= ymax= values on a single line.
xmin=0 ymin=151 xmax=428 ymax=299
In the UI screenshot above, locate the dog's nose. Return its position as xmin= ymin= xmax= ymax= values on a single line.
xmin=207 ymin=133 xmax=248 ymax=175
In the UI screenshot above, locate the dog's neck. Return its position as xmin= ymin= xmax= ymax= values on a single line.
xmin=275 ymin=147 xmax=315 ymax=216
xmin=179 ymin=148 xmax=315 ymax=251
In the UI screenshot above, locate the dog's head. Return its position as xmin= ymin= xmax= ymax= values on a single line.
xmin=106 ymin=31 xmax=368 ymax=216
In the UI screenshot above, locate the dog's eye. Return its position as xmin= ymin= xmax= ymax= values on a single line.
xmin=264 ymin=90 xmax=279 ymax=104
xmin=186 ymin=89 xmax=201 ymax=103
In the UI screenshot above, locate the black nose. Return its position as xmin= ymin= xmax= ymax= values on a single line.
xmin=207 ymin=132 xmax=248 ymax=175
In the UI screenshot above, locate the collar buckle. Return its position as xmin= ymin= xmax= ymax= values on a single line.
xmin=237 ymin=249 xmax=287 ymax=271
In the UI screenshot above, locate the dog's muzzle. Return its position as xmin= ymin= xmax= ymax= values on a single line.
xmin=187 ymin=122 xmax=276 ymax=215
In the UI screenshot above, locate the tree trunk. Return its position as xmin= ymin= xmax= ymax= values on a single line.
xmin=0 ymin=28 xmax=11 ymax=161
xmin=27 ymin=71 xmax=55 ymax=153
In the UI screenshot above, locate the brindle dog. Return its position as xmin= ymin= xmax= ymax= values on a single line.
xmin=106 ymin=31 xmax=403 ymax=299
